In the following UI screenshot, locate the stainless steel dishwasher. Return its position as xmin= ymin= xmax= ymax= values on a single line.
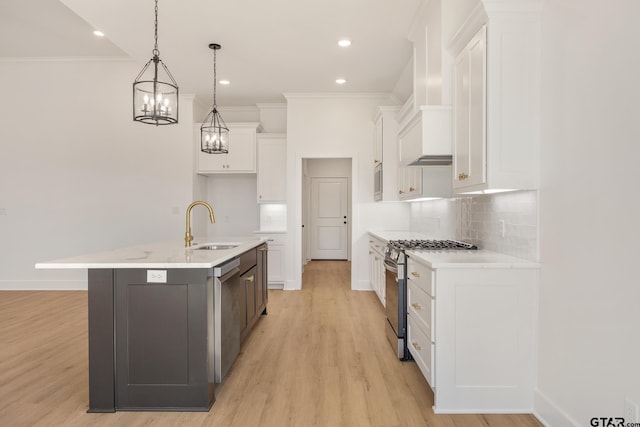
xmin=212 ymin=257 xmax=241 ymax=383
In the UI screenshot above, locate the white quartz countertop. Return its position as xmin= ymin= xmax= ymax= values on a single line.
xmin=369 ymin=230 xmax=538 ymax=269
xmin=35 ymin=236 xmax=268 ymax=270
xmin=406 ymin=249 xmax=539 ymax=269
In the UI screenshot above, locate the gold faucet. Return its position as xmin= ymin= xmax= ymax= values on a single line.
xmin=185 ymin=201 xmax=216 ymax=247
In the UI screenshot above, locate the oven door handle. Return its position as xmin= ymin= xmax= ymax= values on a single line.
xmin=383 ymin=260 xmax=398 ymax=274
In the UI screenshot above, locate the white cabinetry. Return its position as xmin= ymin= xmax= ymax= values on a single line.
xmin=197 ymin=122 xmax=261 ymax=174
xmin=398 ymin=106 xmax=452 ymax=166
xmin=256 ymin=233 xmax=286 ymax=287
xmin=368 ymin=236 xmax=386 ymax=306
xmin=373 ymin=107 xmax=400 ymax=202
xmin=406 ymin=260 xmax=436 ymax=387
xmin=406 ymin=255 xmax=538 ymax=413
xmin=257 ymin=134 xmax=286 ymax=203
xmin=397 ymin=166 xmax=451 ymax=201
xmin=451 ymin=2 xmax=541 ymax=194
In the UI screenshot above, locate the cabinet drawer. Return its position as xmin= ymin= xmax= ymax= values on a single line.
xmin=368 ymin=237 xmax=386 ymax=256
xmin=239 ymin=248 xmax=257 ymax=275
xmin=407 ymin=280 xmax=435 ymax=342
xmin=407 ymin=315 xmax=435 ymax=388
xmin=407 ymin=258 xmax=435 ymax=296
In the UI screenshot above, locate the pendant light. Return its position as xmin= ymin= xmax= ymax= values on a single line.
xmin=133 ymin=0 xmax=179 ymax=125
xmin=201 ymin=43 xmax=229 ymax=154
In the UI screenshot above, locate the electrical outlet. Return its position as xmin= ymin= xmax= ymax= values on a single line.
xmin=625 ymin=398 xmax=640 ymax=423
xmin=147 ymin=270 xmax=167 ymax=283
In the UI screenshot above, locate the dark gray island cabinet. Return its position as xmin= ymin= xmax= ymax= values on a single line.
xmin=37 ymin=239 xmax=268 ymax=413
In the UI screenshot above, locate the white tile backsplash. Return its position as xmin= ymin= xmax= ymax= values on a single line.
xmin=410 ymin=190 xmax=538 ymax=261
xmin=259 ymin=204 xmax=287 ymax=231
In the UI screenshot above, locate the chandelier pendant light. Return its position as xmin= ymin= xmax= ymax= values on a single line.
xmin=133 ymin=0 xmax=179 ymax=125
xmin=201 ymin=43 xmax=229 ymax=154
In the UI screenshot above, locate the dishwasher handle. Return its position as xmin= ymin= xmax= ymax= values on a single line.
xmin=213 ymin=257 xmax=241 ymax=278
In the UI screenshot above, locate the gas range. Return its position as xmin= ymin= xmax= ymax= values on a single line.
xmin=382 ymin=238 xmax=478 ymax=361
xmin=389 ymin=239 xmax=478 ymax=251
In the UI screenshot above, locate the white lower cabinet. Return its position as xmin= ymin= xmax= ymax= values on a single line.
xmin=256 ymin=234 xmax=286 ymax=287
xmin=368 ymin=236 xmax=385 ymax=306
xmin=406 ymin=255 xmax=538 ymax=413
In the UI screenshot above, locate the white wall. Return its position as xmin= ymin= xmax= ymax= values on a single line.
xmin=285 ymin=95 xmax=409 ymax=290
xmin=203 ymin=174 xmax=259 ymax=238
xmin=0 ymin=59 xmax=197 ymax=289
xmin=535 ymin=0 xmax=640 ymax=425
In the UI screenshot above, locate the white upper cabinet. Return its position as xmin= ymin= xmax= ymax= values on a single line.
xmin=373 ymin=106 xmax=400 ymax=202
xmin=450 ymin=1 xmax=542 ymax=194
xmin=196 ymin=122 xmax=261 ymax=174
xmin=453 ymin=26 xmax=486 ymax=190
xmin=257 ymin=134 xmax=286 ymax=203
xmin=397 ymin=165 xmax=451 ymax=201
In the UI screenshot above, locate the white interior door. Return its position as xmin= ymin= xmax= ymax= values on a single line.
xmin=310 ymin=177 xmax=348 ymax=260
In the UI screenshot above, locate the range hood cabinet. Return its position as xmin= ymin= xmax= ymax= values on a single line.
xmin=399 ymin=106 xmax=452 ymax=167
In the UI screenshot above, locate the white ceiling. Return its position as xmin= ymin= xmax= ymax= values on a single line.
xmin=0 ymin=0 xmax=422 ymax=106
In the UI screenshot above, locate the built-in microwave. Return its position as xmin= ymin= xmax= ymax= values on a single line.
xmin=374 ymin=163 xmax=383 ymax=201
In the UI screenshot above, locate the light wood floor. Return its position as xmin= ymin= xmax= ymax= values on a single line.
xmin=0 ymin=261 xmax=543 ymax=427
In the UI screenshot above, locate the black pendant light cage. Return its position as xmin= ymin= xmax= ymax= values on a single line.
xmin=133 ymin=0 xmax=179 ymax=125
xmin=201 ymin=43 xmax=229 ymax=154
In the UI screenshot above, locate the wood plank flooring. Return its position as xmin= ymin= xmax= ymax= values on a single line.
xmin=0 ymin=261 xmax=543 ymax=427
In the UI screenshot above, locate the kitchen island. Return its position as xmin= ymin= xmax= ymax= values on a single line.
xmin=36 ymin=237 xmax=268 ymax=413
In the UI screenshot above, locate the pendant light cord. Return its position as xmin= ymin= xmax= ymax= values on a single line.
xmin=212 ymin=47 xmax=218 ymax=109
xmin=153 ymin=0 xmax=160 ymax=57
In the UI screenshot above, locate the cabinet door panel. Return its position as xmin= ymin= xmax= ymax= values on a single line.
xmin=257 ymin=137 xmax=286 ymax=202
xmin=468 ymin=26 xmax=487 ymax=187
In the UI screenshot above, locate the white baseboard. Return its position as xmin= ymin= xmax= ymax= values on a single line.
xmin=284 ymin=279 xmax=300 ymax=290
xmin=353 ymin=279 xmax=373 ymax=291
xmin=534 ymin=389 xmax=579 ymax=427
xmin=0 ymin=280 xmax=87 ymax=291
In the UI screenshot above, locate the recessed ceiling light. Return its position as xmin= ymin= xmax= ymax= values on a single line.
xmin=219 ymin=80 xmax=230 ymax=85
xmin=338 ymin=39 xmax=351 ymax=47
xmin=93 ymin=30 xmax=105 ymax=37
xmin=336 ymin=78 xmax=346 ymax=84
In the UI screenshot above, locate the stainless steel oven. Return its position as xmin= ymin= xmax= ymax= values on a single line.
xmin=384 ymin=244 xmax=408 ymax=360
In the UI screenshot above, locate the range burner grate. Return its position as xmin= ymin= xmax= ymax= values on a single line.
xmin=389 ymin=239 xmax=478 ymax=250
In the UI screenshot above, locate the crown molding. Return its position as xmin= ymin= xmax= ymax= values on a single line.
xmin=283 ymin=92 xmax=392 ymax=100
xmin=0 ymin=56 xmax=132 ymax=63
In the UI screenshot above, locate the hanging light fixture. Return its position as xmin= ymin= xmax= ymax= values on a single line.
xmin=133 ymin=0 xmax=179 ymax=125
xmin=201 ymin=43 xmax=229 ymax=154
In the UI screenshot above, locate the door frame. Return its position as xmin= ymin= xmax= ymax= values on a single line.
xmin=294 ymin=154 xmax=357 ymax=290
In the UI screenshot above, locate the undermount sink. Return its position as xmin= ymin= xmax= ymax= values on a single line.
xmin=193 ymin=243 xmax=240 ymax=250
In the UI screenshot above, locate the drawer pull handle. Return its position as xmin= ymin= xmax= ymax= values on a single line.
xmin=458 ymin=172 xmax=469 ymax=181
xmin=412 ymin=342 xmax=422 ymax=351
xmin=369 ymin=251 xmax=373 ymax=255
xmin=412 ymin=303 xmax=422 ymax=310
xmin=409 ymin=187 xmax=415 ymax=192
xmin=246 ymin=275 xmax=255 ymax=283
xmin=411 ymin=272 xmax=421 ymax=278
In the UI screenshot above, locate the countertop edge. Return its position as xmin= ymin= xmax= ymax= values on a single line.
xmin=35 ymin=237 xmax=268 ymax=270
